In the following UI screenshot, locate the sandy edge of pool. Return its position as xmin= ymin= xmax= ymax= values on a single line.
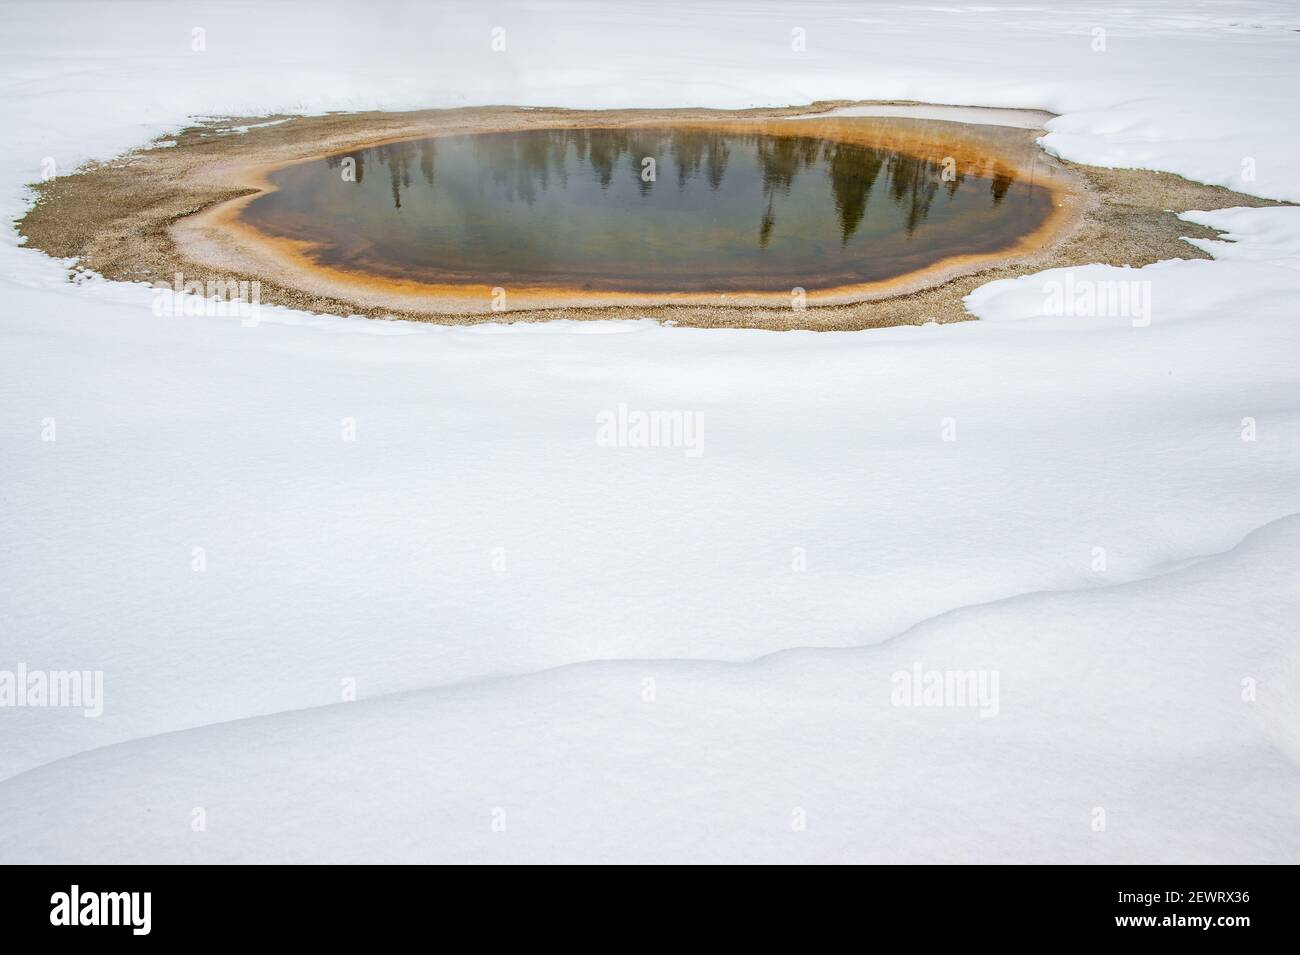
xmin=18 ymin=101 xmax=1284 ymax=330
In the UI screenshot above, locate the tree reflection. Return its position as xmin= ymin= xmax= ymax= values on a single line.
xmin=827 ymin=143 xmax=884 ymax=245
xmin=670 ymin=130 xmax=731 ymax=191
xmin=332 ymin=128 xmax=1018 ymax=243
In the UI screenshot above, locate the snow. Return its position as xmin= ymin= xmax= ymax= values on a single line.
xmin=1 ymin=1 xmax=1298 ymax=863
xmin=5 ymin=508 xmax=1298 ymax=863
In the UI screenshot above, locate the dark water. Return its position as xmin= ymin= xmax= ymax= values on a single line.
xmin=243 ymin=127 xmax=1055 ymax=293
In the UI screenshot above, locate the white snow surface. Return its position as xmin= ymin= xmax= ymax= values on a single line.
xmin=0 ymin=1 xmax=1298 ymax=863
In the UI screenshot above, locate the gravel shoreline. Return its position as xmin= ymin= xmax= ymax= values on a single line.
xmin=18 ymin=101 xmax=1283 ymax=330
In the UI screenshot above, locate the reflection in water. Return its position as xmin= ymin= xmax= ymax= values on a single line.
xmin=270 ymin=127 xmax=1053 ymax=293
xmin=324 ymin=129 xmax=1002 ymax=245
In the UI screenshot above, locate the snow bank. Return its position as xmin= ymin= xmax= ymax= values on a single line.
xmin=2 ymin=513 xmax=1295 ymax=863
xmin=966 ymin=207 xmax=1300 ymax=327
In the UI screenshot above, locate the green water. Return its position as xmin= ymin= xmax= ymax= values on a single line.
xmin=243 ymin=127 xmax=1054 ymax=293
